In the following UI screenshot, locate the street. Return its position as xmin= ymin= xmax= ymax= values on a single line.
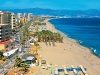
xmin=0 ymin=20 xmax=33 ymax=75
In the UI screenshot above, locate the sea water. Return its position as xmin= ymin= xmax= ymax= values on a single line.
xmin=49 ymin=18 xmax=100 ymax=57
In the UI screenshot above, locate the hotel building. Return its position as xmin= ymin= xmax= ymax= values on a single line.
xmin=0 ymin=11 xmax=15 ymax=52
xmin=24 ymin=13 xmax=27 ymax=18
xmin=11 ymin=13 xmax=17 ymax=29
xmin=28 ymin=13 xmax=33 ymax=21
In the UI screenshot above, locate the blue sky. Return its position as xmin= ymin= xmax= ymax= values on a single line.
xmin=0 ymin=0 xmax=100 ymax=10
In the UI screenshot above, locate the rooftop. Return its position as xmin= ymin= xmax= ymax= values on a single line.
xmin=3 ymin=48 xmax=18 ymax=57
xmin=22 ymin=54 xmax=35 ymax=60
xmin=0 ymin=40 xmax=11 ymax=44
xmin=26 ymin=56 xmax=35 ymax=60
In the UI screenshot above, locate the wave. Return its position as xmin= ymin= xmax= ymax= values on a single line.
xmin=50 ymin=18 xmax=100 ymax=58
xmin=94 ymin=49 xmax=96 ymax=53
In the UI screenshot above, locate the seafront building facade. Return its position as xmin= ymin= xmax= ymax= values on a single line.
xmin=17 ymin=13 xmax=27 ymax=24
xmin=17 ymin=13 xmax=23 ymax=19
xmin=28 ymin=13 xmax=33 ymax=21
xmin=0 ymin=11 xmax=15 ymax=52
xmin=0 ymin=11 xmax=34 ymax=52
xmin=10 ymin=13 xmax=17 ymax=29
xmin=23 ymin=13 xmax=27 ymax=18
xmin=17 ymin=13 xmax=23 ymax=23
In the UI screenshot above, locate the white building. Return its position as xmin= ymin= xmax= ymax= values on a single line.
xmin=17 ymin=13 xmax=23 ymax=19
xmin=28 ymin=13 xmax=33 ymax=21
xmin=23 ymin=13 xmax=27 ymax=18
xmin=10 ymin=13 xmax=17 ymax=29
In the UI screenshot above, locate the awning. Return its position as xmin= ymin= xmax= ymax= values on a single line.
xmin=3 ymin=48 xmax=18 ymax=57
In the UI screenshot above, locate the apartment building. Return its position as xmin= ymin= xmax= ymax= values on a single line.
xmin=28 ymin=13 xmax=33 ymax=21
xmin=10 ymin=13 xmax=17 ymax=29
xmin=17 ymin=13 xmax=23 ymax=19
xmin=0 ymin=11 xmax=15 ymax=52
xmin=24 ymin=13 xmax=27 ymax=18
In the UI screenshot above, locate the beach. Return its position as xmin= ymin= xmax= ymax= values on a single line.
xmin=38 ymin=19 xmax=100 ymax=75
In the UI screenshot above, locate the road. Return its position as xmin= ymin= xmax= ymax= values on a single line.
xmin=0 ymin=20 xmax=33 ymax=75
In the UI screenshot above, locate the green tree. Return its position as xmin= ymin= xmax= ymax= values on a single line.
xmin=34 ymin=41 xmax=41 ymax=55
xmin=2 ymin=56 xmax=7 ymax=61
xmin=0 ymin=51 xmax=4 ymax=60
xmin=20 ymin=63 xmax=29 ymax=72
xmin=19 ymin=22 xmax=23 ymax=28
xmin=14 ymin=57 xmax=22 ymax=67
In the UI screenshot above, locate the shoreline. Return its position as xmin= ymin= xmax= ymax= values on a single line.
xmin=48 ymin=18 xmax=100 ymax=58
xmin=38 ymin=18 xmax=100 ymax=75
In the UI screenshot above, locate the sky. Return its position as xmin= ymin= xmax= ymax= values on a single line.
xmin=0 ymin=0 xmax=100 ymax=10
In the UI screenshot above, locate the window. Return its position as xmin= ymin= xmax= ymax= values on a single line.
xmin=0 ymin=33 xmax=4 ymax=36
xmin=0 ymin=27 xmax=3 ymax=29
xmin=11 ymin=43 xmax=13 ymax=46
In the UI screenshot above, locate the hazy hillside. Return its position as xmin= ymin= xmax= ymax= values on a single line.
xmin=1 ymin=8 xmax=100 ymax=17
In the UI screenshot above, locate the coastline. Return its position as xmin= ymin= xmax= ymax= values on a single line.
xmin=48 ymin=18 xmax=100 ymax=58
xmin=38 ymin=18 xmax=100 ymax=75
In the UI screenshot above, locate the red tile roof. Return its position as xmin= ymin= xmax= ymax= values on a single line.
xmin=0 ymin=40 xmax=11 ymax=44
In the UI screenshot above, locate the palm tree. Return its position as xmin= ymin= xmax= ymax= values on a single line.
xmin=19 ymin=22 xmax=23 ymax=28
xmin=34 ymin=30 xmax=63 ymax=46
xmin=22 ymin=26 xmax=31 ymax=48
xmin=52 ymin=33 xmax=55 ymax=46
xmin=24 ymin=26 xmax=31 ymax=47
xmin=20 ymin=37 xmax=26 ymax=52
xmin=34 ymin=41 xmax=41 ymax=55
xmin=14 ymin=57 xmax=29 ymax=73
xmin=20 ymin=63 xmax=29 ymax=72
xmin=22 ymin=28 xmax=26 ymax=38
xmin=48 ymin=36 xmax=51 ymax=46
xmin=0 ymin=51 xmax=3 ymax=60
xmin=14 ymin=57 xmax=22 ymax=67
xmin=35 ymin=24 xmax=39 ymax=32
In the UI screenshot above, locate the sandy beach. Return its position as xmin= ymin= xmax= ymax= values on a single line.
xmin=38 ymin=19 xmax=100 ymax=75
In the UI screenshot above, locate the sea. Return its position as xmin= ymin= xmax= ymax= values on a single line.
xmin=49 ymin=18 xmax=100 ymax=57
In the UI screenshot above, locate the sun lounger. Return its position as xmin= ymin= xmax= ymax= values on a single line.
xmin=54 ymin=65 xmax=59 ymax=75
xmin=51 ymin=66 xmax=55 ymax=75
xmin=47 ymin=63 xmax=51 ymax=68
xmin=79 ymin=65 xmax=88 ymax=75
xmin=71 ymin=65 xmax=78 ymax=75
xmin=58 ymin=67 xmax=64 ymax=72
xmin=55 ymin=65 xmax=58 ymax=71
xmin=51 ymin=69 xmax=55 ymax=75
xmin=55 ymin=71 xmax=58 ymax=75
xmin=41 ymin=64 xmax=47 ymax=69
xmin=63 ymin=66 xmax=69 ymax=75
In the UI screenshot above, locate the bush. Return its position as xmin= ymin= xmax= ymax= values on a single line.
xmin=2 ymin=57 xmax=7 ymax=61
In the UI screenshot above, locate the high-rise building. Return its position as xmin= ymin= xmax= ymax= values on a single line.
xmin=23 ymin=13 xmax=27 ymax=18
xmin=17 ymin=13 xmax=22 ymax=19
xmin=10 ymin=13 xmax=17 ymax=29
xmin=28 ymin=13 xmax=33 ymax=21
xmin=0 ymin=11 xmax=15 ymax=52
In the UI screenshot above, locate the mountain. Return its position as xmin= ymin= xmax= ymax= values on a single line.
xmin=1 ymin=8 xmax=100 ymax=17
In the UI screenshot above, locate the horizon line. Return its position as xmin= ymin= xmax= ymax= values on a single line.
xmin=0 ymin=7 xmax=100 ymax=11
